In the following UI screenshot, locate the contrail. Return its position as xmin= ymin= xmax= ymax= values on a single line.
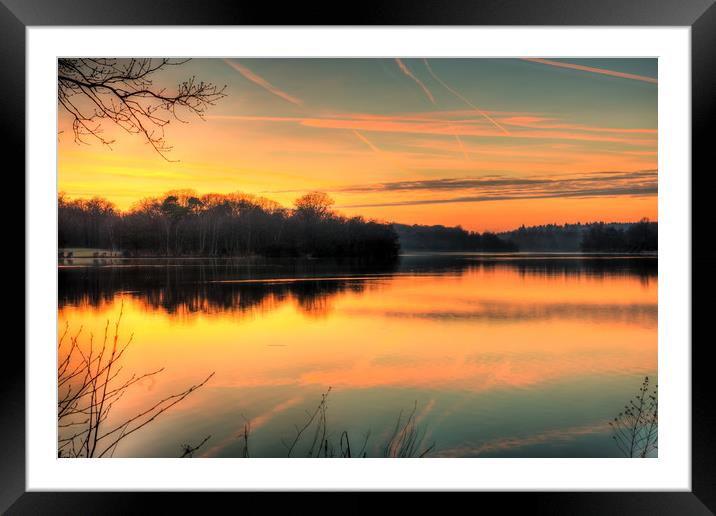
xmin=352 ymin=130 xmax=410 ymax=173
xmin=352 ymin=130 xmax=381 ymax=153
xmin=455 ymin=134 xmax=469 ymax=160
xmin=423 ymin=59 xmax=510 ymax=135
xmin=395 ymin=58 xmax=436 ymax=105
xmin=223 ymin=59 xmax=303 ymax=106
xmin=521 ymin=58 xmax=658 ymax=84
xmin=395 ymin=59 xmax=470 ymax=159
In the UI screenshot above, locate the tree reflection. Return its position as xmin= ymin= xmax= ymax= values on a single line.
xmin=59 ymin=255 xmax=657 ymax=318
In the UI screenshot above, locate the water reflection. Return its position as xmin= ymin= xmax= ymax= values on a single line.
xmin=59 ymin=257 xmax=399 ymax=317
xmin=368 ymin=301 xmax=657 ymax=326
xmin=57 ymin=254 xmax=657 ymax=458
xmin=59 ymin=254 xmax=656 ymax=318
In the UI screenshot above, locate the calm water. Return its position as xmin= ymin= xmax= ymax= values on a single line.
xmin=58 ymin=254 xmax=657 ymax=458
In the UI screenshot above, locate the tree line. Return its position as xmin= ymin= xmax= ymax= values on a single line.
xmin=579 ymin=219 xmax=657 ymax=252
xmin=393 ymin=223 xmax=517 ymax=252
xmin=499 ymin=219 xmax=657 ymax=253
xmin=58 ymin=190 xmax=657 ymax=256
xmin=58 ymin=190 xmax=399 ymax=258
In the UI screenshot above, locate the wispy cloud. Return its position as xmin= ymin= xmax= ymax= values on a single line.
xmin=210 ymin=113 xmax=656 ymax=146
xmin=499 ymin=116 xmax=657 ymax=134
xmin=337 ymin=169 xmax=658 ymax=207
xmin=342 ymin=187 xmax=657 ymax=208
xmin=223 ymin=59 xmax=303 ymax=106
xmin=423 ymin=59 xmax=510 ymax=134
xmin=341 ymin=176 xmax=551 ymax=192
xmin=395 ymin=58 xmax=436 ymax=104
xmin=340 ymin=169 xmax=656 ymax=192
xmin=521 ymin=58 xmax=658 ymax=84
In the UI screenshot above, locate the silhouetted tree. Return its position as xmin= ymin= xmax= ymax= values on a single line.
xmin=58 ymin=191 xmax=399 ymax=259
xmin=497 ymin=220 xmax=657 ymax=252
xmin=625 ymin=217 xmax=658 ymax=252
xmin=58 ymin=58 xmax=226 ymax=160
xmin=393 ymin=223 xmax=517 ymax=252
xmin=581 ymin=219 xmax=657 ymax=252
xmin=500 ymin=223 xmax=585 ymax=252
xmin=294 ymin=192 xmax=335 ymax=220
xmin=58 ymin=193 xmax=119 ymax=249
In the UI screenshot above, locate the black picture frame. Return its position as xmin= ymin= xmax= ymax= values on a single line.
xmin=6 ymin=0 xmax=715 ymax=513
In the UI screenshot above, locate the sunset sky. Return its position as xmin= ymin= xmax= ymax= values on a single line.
xmin=58 ymin=58 xmax=657 ymax=232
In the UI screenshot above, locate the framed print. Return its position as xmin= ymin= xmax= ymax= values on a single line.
xmin=8 ymin=0 xmax=716 ymax=513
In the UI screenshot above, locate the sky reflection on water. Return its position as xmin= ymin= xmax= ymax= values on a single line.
xmin=58 ymin=254 xmax=657 ymax=457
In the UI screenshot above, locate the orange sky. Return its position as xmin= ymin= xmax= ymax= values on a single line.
xmin=58 ymin=58 xmax=657 ymax=232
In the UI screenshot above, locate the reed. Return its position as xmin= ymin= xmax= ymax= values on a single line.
xmin=59 ymin=309 xmax=432 ymax=458
xmin=270 ymin=388 xmax=435 ymax=458
xmin=609 ymin=376 xmax=658 ymax=457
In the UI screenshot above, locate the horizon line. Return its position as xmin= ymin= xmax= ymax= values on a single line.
xmin=57 ymin=191 xmax=656 ymax=235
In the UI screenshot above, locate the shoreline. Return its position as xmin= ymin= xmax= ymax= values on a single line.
xmin=57 ymin=249 xmax=659 ymax=265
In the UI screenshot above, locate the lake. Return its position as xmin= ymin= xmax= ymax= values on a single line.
xmin=57 ymin=253 xmax=657 ymax=458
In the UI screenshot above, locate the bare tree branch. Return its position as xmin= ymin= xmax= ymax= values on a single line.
xmin=180 ymin=435 xmax=212 ymax=458
xmin=58 ymin=301 xmax=215 ymax=457
xmin=58 ymin=58 xmax=227 ymax=161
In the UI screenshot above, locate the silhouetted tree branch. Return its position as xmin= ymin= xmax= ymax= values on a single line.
xmin=58 ymin=300 xmax=215 ymax=457
xmin=57 ymin=58 xmax=227 ymax=161
xmin=180 ymin=435 xmax=212 ymax=458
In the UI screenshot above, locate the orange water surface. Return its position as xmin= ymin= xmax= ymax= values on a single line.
xmin=58 ymin=254 xmax=657 ymax=457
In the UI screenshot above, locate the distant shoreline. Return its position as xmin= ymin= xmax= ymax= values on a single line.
xmin=57 ymin=248 xmax=658 ymax=262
